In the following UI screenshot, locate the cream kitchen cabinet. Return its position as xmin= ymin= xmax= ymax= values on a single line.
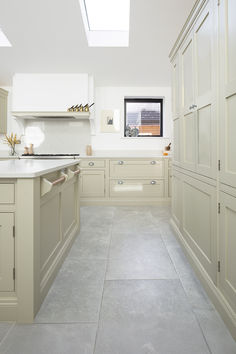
xmin=110 ymin=179 xmax=164 ymax=199
xmin=0 ymin=213 xmax=15 ymax=292
xmin=219 ymin=0 xmax=236 ymax=188
xmin=80 ymin=157 xmax=170 ymax=205
xmin=110 ymin=159 xmax=164 ymax=178
xmin=0 ymin=88 xmax=8 ymax=134
xmin=80 ymin=170 xmax=105 ymax=198
xmin=181 ymin=173 xmax=217 ymax=283
xmin=170 ymin=0 xmax=236 ymax=340
xmin=219 ymin=191 xmax=236 ymax=314
xmin=0 ymin=160 xmax=80 ymax=322
xmin=176 ymin=0 xmax=217 ymax=179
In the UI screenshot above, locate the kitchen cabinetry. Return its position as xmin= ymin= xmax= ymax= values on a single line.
xmin=80 ymin=170 xmax=105 ymax=198
xmin=170 ymin=0 xmax=236 ymax=340
xmin=0 ymin=160 xmax=80 ymax=322
xmin=219 ymin=0 xmax=236 ymax=188
xmin=179 ymin=1 xmax=216 ymax=179
xmin=0 ymin=213 xmax=15 ymax=292
xmin=79 ymin=157 xmax=169 ymax=205
xmin=0 ymin=88 xmax=8 ymax=134
xmin=219 ymin=191 xmax=236 ymax=314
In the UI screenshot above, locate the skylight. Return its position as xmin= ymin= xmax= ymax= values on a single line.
xmin=84 ymin=0 xmax=129 ymax=31
xmin=79 ymin=0 xmax=130 ymax=47
xmin=0 ymin=28 xmax=12 ymax=47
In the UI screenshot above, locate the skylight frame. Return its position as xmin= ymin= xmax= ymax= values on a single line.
xmin=79 ymin=0 xmax=130 ymax=47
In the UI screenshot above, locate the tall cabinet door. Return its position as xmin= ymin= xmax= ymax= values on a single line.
xmin=181 ymin=32 xmax=196 ymax=172
xmin=219 ymin=0 xmax=236 ymax=188
xmin=194 ymin=1 xmax=217 ymax=179
xmin=171 ymin=54 xmax=182 ymax=166
xmin=219 ymin=192 xmax=236 ymax=313
xmin=0 ymin=213 xmax=15 ymax=292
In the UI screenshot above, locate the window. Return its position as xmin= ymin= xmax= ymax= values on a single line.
xmin=124 ymin=98 xmax=163 ymax=137
xmin=79 ymin=0 xmax=130 ymax=47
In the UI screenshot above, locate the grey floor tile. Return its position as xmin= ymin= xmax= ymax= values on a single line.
xmin=35 ymin=258 xmax=106 ymax=323
xmin=94 ymin=280 xmax=210 ymax=354
xmin=194 ymin=309 xmax=236 ymax=354
xmin=0 ymin=323 xmax=97 ymax=354
xmin=0 ymin=323 xmax=14 ymax=344
xmin=167 ymin=246 xmax=213 ymax=310
xmin=160 ymin=222 xmax=181 ymax=249
xmin=68 ymin=230 xmax=111 ymax=260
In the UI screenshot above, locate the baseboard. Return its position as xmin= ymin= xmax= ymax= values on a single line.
xmin=80 ymin=198 xmax=171 ymax=206
xmin=0 ymin=299 xmax=17 ymax=321
xmin=170 ymin=218 xmax=236 ymax=341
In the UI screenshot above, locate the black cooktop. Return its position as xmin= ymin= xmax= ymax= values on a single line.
xmin=21 ymin=153 xmax=80 ymax=156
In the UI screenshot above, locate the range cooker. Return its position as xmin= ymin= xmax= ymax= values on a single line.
xmin=21 ymin=153 xmax=80 ymax=159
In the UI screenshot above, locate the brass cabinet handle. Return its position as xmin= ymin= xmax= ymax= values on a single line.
xmin=88 ymin=162 xmax=94 ymax=166
xmin=118 ymin=160 xmax=124 ymax=165
xmin=118 ymin=180 xmax=124 ymax=184
xmin=150 ymin=180 xmax=156 ymax=185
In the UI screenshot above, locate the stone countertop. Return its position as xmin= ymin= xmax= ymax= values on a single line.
xmin=79 ymin=150 xmax=172 ymax=158
xmin=0 ymin=159 xmax=79 ymax=178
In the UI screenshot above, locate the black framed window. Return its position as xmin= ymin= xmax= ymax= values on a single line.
xmin=124 ymin=98 xmax=163 ymax=137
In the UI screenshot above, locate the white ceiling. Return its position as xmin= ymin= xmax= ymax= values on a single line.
xmin=0 ymin=0 xmax=195 ymax=87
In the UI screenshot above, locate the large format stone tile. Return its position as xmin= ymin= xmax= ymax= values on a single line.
xmin=35 ymin=258 xmax=106 ymax=323
xmin=68 ymin=230 xmax=111 ymax=260
xmin=159 ymin=222 xmax=181 ymax=249
xmin=112 ymin=209 xmax=158 ymax=234
xmin=194 ymin=309 xmax=236 ymax=354
xmin=80 ymin=206 xmax=115 ymax=231
xmin=167 ymin=246 xmax=213 ymax=310
xmin=94 ymin=280 xmax=210 ymax=354
xmin=106 ymin=231 xmax=178 ymax=280
xmin=0 ymin=323 xmax=14 ymax=344
xmin=0 ymin=324 xmax=97 ymax=354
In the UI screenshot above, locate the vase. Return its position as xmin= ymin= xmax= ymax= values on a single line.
xmin=9 ymin=145 xmax=16 ymax=156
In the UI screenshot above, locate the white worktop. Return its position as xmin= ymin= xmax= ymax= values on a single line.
xmin=79 ymin=150 xmax=171 ymax=158
xmin=0 ymin=159 xmax=79 ymax=178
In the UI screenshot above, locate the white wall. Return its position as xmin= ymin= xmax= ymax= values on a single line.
xmin=0 ymin=78 xmax=172 ymax=155
xmin=92 ymin=86 xmax=172 ymax=151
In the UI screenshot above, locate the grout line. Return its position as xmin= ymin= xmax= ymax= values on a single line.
xmin=92 ymin=207 xmax=116 ymax=354
xmin=32 ymin=321 xmax=98 ymax=325
xmin=0 ymin=322 xmax=16 ymax=349
xmin=160 ymin=225 xmax=212 ymax=354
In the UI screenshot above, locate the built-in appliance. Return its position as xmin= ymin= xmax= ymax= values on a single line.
xmin=21 ymin=153 xmax=80 ymax=159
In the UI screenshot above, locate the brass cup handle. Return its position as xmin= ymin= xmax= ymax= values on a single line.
xmin=88 ymin=162 xmax=94 ymax=166
xmin=150 ymin=180 xmax=156 ymax=185
xmin=118 ymin=180 xmax=124 ymax=184
xmin=118 ymin=161 xmax=124 ymax=165
xmin=150 ymin=161 xmax=156 ymax=165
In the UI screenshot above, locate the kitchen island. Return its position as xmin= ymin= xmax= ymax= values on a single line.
xmin=0 ymin=159 xmax=80 ymax=322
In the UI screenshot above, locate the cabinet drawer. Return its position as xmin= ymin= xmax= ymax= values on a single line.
xmin=110 ymin=160 xmax=163 ymax=178
xmin=0 ymin=184 xmax=15 ymax=204
xmin=80 ymin=160 xmax=105 ymax=168
xmin=110 ymin=179 xmax=164 ymax=198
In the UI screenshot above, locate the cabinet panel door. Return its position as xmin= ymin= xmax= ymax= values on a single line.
xmin=219 ymin=0 xmax=236 ymax=188
xmin=181 ymin=33 xmax=194 ymax=115
xmin=172 ymin=170 xmax=182 ymax=229
xmin=194 ymin=2 xmax=217 ymax=178
xmin=182 ymin=112 xmax=196 ymax=171
xmin=173 ymin=117 xmax=181 ymax=166
xmin=61 ymin=181 xmax=78 ymax=239
xmin=171 ymin=54 xmax=180 ymax=119
xmin=182 ymin=175 xmax=217 ymax=283
xmin=110 ymin=160 xmax=164 ymax=178
xmin=80 ymin=170 xmax=105 ymax=197
xmin=219 ymin=192 xmax=236 ymax=313
xmin=0 ymin=213 xmax=14 ymax=292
